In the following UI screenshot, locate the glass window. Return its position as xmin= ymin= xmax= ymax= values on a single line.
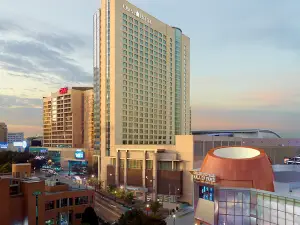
xmin=257 ymin=205 xmax=263 ymax=219
xmin=61 ymin=198 xmax=68 ymax=207
xmin=75 ymin=196 xmax=88 ymax=205
xmin=45 ymin=201 xmax=54 ymax=210
xmin=264 ymin=195 xmax=270 ymax=208
xmin=227 ymin=202 xmax=234 ymax=215
xmin=243 ymin=191 xmax=250 ymax=203
xmin=235 ymin=192 xmax=243 ymax=202
xmin=235 ymin=203 xmax=243 ymax=215
xmin=219 ymin=202 xmax=226 ymax=214
xmin=69 ymin=198 xmax=73 ymax=206
xmin=286 ymin=199 xmax=294 ymax=214
xmin=243 ymin=203 xmax=250 ymax=216
xmin=219 ymin=190 xmax=226 ymax=201
xmin=271 ymin=209 xmax=277 ymax=223
xmin=271 ymin=196 xmax=277 ymax=210
xmin=235 ymin=216 xmax=243 ymax=224
xmin=278 ymin=197 xmax=286 ymax=212
xmin=227 ymin=190 xmax=235 ymax=202
xmin=257 ymin=193 xmax=263 ymax=206
xmin=263 ymin=207 xmax=271 ymax=221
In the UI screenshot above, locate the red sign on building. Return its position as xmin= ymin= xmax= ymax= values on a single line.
xmin=59 ymin=87 xmax=68 ymax=94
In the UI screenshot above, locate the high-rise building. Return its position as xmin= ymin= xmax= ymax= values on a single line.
xmin=93 ymin=0 xmax=191 ymax=182
xmin=0 ymin=122 xmax=8 ymax=143
xmin=8 ymin=132 xmax=24 ymax=144
xmin=43 ymin=87 xmax=94 ymax=149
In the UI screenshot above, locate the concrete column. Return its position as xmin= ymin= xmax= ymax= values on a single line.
xmin=142 ymin=151 xmax=147 ymax=202
xmin=171 ymin=161 xmax=174 ymax=171
xmin=143 ymin=151 xmax=146 ymax=187
xmin=124 ymin=150 xmax=127 ymax=188
xmin=115 ymin=150 xmax=119 ymax=186
xmin=152 ymin=152 xmax=157 ymax=201
xmin=101 ymin=155 xmax=107 ymax=189
xmin=97 ymin=156 xmax=101 ymax=181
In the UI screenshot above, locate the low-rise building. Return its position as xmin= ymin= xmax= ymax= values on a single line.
xmin=192 ymin=146 xmax=300 ymax=225
xmin=0 ymin=163 xmax=94 ymax=225
xmin=8 ymin=132 xmax=24 ymax=144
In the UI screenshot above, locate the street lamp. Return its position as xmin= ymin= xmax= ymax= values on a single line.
xmin=91 ymin=174 xmax=95 ymax=178
xmin=146 ymin=204 xmax=150 ymax=216
xmin=172 ymin=214 xmax=176 ymax=225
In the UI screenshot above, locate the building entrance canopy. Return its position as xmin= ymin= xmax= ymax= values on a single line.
xmin=126 ymin=185 xmax=148 ymax=193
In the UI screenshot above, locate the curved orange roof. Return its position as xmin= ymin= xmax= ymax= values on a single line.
xmin=200 ymin=146 xmax=274 ymax=192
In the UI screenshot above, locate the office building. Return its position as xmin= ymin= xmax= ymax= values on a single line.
xmin=0 ymin=163 xmax=94 ymax=225
xmin=8 ymin=132 xmax=24 ymax=144
xmin=192 ymin=147 xmax=300 ymax=225
xmin=42 ymin=87 xmax=94 ymax=168
xmin=0 ymin=122 xmax=8 ymax=143
xmin=93 ymin=0 xmax=191 ymax=188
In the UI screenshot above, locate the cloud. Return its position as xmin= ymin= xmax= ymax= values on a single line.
xmin=0 ymin=94 xmax=42 ymax=109
xmin=0 ymin=18 xmax=92 ymax=86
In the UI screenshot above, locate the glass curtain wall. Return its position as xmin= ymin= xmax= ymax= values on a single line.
xmin=218 ymin=188 xmax=300 ymax=225
xmin=174 ymin=28 xmax=182 ymax=135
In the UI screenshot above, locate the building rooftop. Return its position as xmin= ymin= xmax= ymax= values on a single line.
xmin=213 ymin=147 xmax=261 ymax=159
xmin=192 ymin=129 xmax=281 ymax=138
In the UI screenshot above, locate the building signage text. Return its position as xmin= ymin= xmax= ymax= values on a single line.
xmin=192 ymin=171 xmax=216 ymax=184
xmin=0 ymin=142 xmax=8 ymax=149
xmin=123 ymin=4 xmax=152 ymax=24
xmin=75 ymin=150 xmax=85 ymax=159
xmin=59 ymin=87 xmax=68 ymax=94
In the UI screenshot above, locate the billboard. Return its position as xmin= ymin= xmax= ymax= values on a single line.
xmin=0 ymin=142 xmax=8 ymax=149
xmin=74 ymin=150 xmax=85 ymax=159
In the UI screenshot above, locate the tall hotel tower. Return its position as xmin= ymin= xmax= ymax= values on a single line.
xmin=93 ymin=0 xmax=191 ymax=188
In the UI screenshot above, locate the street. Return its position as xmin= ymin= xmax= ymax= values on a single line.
xmin=94 ymin=191 xmax=124 ymax=223
xmin=165 ymin=211 xmax=194 ymax=225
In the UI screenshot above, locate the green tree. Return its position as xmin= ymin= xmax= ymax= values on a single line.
xmin=124 ymin=191 xmax=134 ymax=204
xmin=0 ymin=162 xmax=12 ymax=173
xmin=115 ymin=188 xmax=126 ymax=199
xmin=150 ymin=201 xmax=162 ymax=215
xmin=117 ymin=209 xmax=166 ymax=225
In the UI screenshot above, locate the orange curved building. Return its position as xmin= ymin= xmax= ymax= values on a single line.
xmin=200 ymin=146 xmax=274 ymax=192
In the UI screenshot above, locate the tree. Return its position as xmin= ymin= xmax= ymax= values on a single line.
xmin=150 ymin=201 xmax=162 ymax=215
xmin=117 ymin=209 xmax=166 ymax=225
xmin=115 ymin=188 xmax=126 ymax=199
xmin=81 ymin=207 xmax=98 ymax=225
xmin=124 ymin=192 xmax=134 ymax=204
xmin=0 ymin=162 xmax=12 ymax=173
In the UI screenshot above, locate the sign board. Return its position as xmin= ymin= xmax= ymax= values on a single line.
xmin=123 ymin=4 xmax=152 ymax=24
xmin=32 ymin=191 xmax=42 ymax=196
xmin=191 ymin=170 xmax=216 ymax=185
xmin=0 ymin=142 xmax=8 ymax=149
xmin=74 ymin=150 xmax=85 ymax=159
xmin=13 ymin=141 xmax=27 ymax=148
xmin=59 ymin=87 xmax=68 ymax=94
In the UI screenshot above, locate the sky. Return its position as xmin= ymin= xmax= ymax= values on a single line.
xmin=0 ymin=0 xmax=300 ymax=138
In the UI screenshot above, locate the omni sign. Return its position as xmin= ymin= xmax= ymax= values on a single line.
xmin=59 ymin=87 xmax=68 ymax=94
xmin=123 ymin=4 xmax=152 ymax=24
xmin=192 ymin=171 xmax=216 ymax=185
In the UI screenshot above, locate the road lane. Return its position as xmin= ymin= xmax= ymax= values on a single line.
xmin=94 ymin=194 xmax=122 ymax=222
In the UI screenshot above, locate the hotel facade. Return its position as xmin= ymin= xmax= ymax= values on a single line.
xmin=42 ymin=87 xmax=94 ymax=168
xmin=93 ymin=0 xmax=191 ymax=193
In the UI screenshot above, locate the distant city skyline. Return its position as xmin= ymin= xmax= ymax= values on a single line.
xmin=1 ymin=0 xmax=300 ymax=138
